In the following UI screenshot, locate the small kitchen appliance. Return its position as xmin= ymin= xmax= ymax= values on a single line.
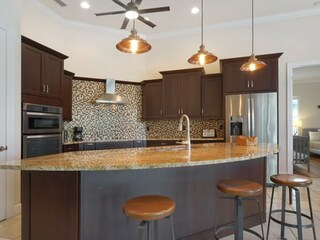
xmin=73 ymin=127 xmax=83 ymax=141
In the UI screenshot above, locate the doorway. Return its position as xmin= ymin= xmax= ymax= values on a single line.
xmin=0 ymin=26 xmax=7 ymax=221
xmin=287 ymin=61 xmax=320 ymax=174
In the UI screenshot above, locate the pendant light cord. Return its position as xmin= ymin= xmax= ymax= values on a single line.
xmin=251 ymin=0 xmax=254 ymax=55
xmin=201 ymin=0 xmax=204 ymax=45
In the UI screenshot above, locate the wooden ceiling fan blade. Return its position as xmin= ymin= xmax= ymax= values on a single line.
xmin=121 ymin=18 xmax=130 ymax=29
xmin=112 ymin=0 xmax=128 ymax=9
xmin=138 ymin=15 xmax=156 ymax=28
xmin=95 ymin=10 xmax=127 ymax=16
xmin=134 ymin=0 xmax=143 ymax=7
xmin=138 ymin=6 xmax=170 ymax=14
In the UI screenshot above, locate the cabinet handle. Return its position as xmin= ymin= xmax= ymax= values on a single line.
xmin=251 ymin=80 xmax=253 ymax=88
xmin=247 ymin=80 xmax=250 ymax=89
xmin=160 ymin=109 xmax=162 ymax=116
xmin=178 ymin=109 xmax=180 ymax=114
xmin=42 ymin=84 xmax=46 ymax=93
xmin=202 ymin=109 xmax=204 ymax=115
xmin=46 ymin=85 xmax=49 ymax=93
xmin=181 ymin=109 xmax=184 ymax=114
xmin=0 ymin=146 xmax=8 ymax=152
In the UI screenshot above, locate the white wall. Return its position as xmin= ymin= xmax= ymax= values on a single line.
xmin=0 ymin=0 xmax=22 ymax=217
xmin=21 ymin=0 xmax=320 ymax=173
xmin=293 ymin=82 xmax=320 ymax=128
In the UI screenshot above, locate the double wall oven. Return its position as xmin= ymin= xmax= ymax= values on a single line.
xmin=22 ymin=103 xmax=63 ymax=159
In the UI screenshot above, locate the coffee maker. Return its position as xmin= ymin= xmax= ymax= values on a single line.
xmin=73 ymin=127 xmax=83 ymax=141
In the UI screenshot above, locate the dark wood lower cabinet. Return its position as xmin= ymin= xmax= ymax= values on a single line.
xmin=21 ymin=158 xmax=266 ymax=240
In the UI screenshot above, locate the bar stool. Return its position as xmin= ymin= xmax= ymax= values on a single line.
xmin=266 ymin=174 xmax=316 ymax=240
xmin=123 ymin=195 xmax=176 ymax=240
xmin=215 ymin=179 xmax=264 ymax=240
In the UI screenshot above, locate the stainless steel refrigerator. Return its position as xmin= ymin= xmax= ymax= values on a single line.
xmin=225 ymin=93 xmax=278 ymax=184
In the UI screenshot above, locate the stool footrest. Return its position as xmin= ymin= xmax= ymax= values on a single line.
xmin=214 ymin=225 xmax=264 ymax=240
xmin=270 ymin=209 xmax=314 ymax=229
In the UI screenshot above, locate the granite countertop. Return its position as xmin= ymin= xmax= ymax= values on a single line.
xmin=63 ymin=138 xmax=224 ymax=145
xmin=0 ymin=143 xmax=279 ymax=171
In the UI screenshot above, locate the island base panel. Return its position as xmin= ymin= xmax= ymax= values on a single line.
xmin=22 ymin=158 xmax=266 ymax=240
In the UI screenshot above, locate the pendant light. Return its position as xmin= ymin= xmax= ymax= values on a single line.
xmin=116 ymin=20 xmax=151 ymax=54
xmin=188 ymin=0 xmax=217 ymax=65
xmin=240 ymin=0 xmax=267 ymax=71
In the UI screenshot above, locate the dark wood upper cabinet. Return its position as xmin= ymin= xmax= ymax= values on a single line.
xmin=142 ymin=80 xmax=162 ymax=120
xmin=220 ymin=53 xmax=282 ymax=94
xmin=62 ymin=70 xmax=75 ymax=121
xmin=201 ymin=74 xmax=223 ymax=119
xmin=161 ymin=68 xmax=204 ymax=119
xmin=21 ymin=36 xmax=68 ymax=106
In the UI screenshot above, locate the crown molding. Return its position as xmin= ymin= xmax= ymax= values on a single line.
xmin=27 ymin=0 xmax=320 ymax=40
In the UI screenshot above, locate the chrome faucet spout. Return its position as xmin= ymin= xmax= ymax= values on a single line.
xmin=178 ymin=114 xmax=191 ymax=150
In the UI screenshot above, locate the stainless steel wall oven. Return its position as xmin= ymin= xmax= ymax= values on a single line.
xmin=22 ymin=103 xmax=63 ymax=159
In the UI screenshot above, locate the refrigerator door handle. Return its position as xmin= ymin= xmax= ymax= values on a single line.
xmin=251 ymin=97 xmax=255 ymax=136
xmin=247 ymin=97 xmax=251 ymax=136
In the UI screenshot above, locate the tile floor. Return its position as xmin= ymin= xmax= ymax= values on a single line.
xmin=0 ymin=179 xmax=320 ymax=240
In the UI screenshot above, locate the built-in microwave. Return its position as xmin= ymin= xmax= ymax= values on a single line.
xmin=22 ymin=103 xmax=63 ymax=134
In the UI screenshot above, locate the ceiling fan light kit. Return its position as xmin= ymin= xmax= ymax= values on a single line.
xmin=188 ymin=0 xmax=217 ymax=65
xmin=240 ymin=0 xmax=267 ymax=72
xmin=116 ymin=28 xmax=151 ymax=54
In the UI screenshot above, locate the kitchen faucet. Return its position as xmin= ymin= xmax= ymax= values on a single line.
xmin=178 ymin=114 xmax=191 ymax=150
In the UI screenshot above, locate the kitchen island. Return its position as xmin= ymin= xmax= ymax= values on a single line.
xmin=1 ymin=143 xmax=279 ymax=240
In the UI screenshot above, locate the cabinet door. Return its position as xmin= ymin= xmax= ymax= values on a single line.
xmin=224 ymin=61 xmax=249 ymax=94
xmin=22 ymin=43 xmax=44 ymax=96
xmin=201 ymin=75 xmax=223 ymax=119
xmin=44 ymin=54 xmax=63 ymax=99
xmin=162 ymin=75 xmax=180 ymax=118
xmin=181 ymin=73 xmax=201 ymax=118
xmin=143 ymin=81 xmax=162 ymax=120
xmin=247 ymin=58 xmax=277 ymax=92
xmin=62 ymin=74 xmax=73 ymax=121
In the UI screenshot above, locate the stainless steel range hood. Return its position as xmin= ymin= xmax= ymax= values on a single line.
xmin=95 ymin=79 xmax=129 ymax=105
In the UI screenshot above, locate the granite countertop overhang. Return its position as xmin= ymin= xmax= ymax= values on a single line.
xmin=1 ymin=143 xmax=279 ymax=171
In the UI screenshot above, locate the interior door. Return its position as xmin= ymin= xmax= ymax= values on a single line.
xmin=0 ymin=27 xmax=7 ymax=221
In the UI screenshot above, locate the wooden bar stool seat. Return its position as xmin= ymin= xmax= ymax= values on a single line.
xmin=123 ymin=195 xmax=176 ymax=240
xmin=215 ymin=179 xmax=264 ymax=240
xmin=267 ymin=174 xmax=316 ymax=240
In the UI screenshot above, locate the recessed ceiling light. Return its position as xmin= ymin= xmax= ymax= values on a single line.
xmin=80 ymin=1 xmax=90 ymax=9
xmin=191 ymin=7 xmax=199 ymax=14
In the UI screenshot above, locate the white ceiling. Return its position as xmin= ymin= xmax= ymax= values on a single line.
xmin=37 ymin=0 xmax=320 ymax=34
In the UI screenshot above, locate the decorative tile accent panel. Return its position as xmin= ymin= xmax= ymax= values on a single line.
xmin=63 ymin=80 xmax=146 ymax=141
xmin=146 ymin=119 xmax=224 ymax=139
xmin=64 ymin=80 xmax=224 ymax=141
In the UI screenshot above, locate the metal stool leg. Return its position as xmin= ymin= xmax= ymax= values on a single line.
xmin=289 ymin=187 xmax=293 ymax=205
xmin=169 ymin=215 xmax=175 ymax=240
xmin=256 ymin=198 xmax=265 ymax=239
xmin=139 ymin=221 xmax=147 ymax=240
xmin=266 ymin=185 xmax=275 ymax=240
xmin=235 ymin=196 xmax=244 ymax=240
xmin=294 ymin=188 xmax=303 ymax=240
xmin=153 ymin=220 xmax=159 ymax=240
xmin=307 ymin=187 xmax=317 ymax=240
xmin=280 ymin=186 xmax=287 ymax=239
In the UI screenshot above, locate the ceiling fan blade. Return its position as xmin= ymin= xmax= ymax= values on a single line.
xmin=138 ymin=6 xmax=170 ymax=14
xmin=112 ymin=0 xmax=128 ymax=9
xmin=138 ymin=15 xmax=156 ymax=28
xmin=134 ymin=0 xmax=143 ymax=7
xmin=121 ymin=18 xmax=130 ymax=29
xmin=95 ymin=10 xmax=127 ymax=16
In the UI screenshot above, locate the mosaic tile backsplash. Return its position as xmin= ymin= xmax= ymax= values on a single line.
xmin=63 ymin=80 xmax=224 ymax=141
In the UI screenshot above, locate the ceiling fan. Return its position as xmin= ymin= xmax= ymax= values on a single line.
xmin=95 ymin=0 xmax=170 ymax=29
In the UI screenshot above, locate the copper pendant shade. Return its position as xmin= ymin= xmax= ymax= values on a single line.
xmin=240 ymin=0 xmax=267 ymax=72
xmin=116 ymin=21 xmax=151 ymax=54
xmin=188 ymin=0 xmax=217 ymax=65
